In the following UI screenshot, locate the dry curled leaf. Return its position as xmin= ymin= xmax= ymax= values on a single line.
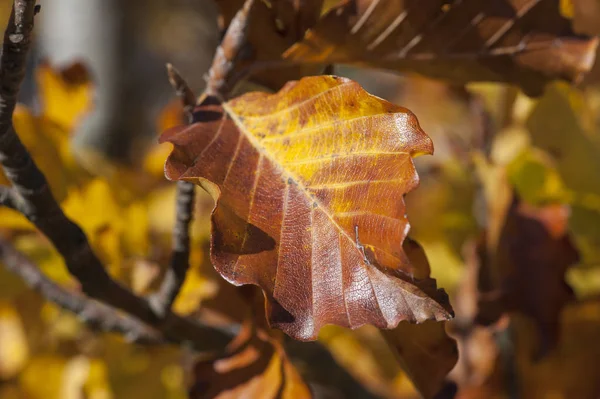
xmin=191 ymin=320 xmax=311 ymax=398
xmin=482 ymin=196 xmax=580 ymax=356
xmin=161 ymin=75 xmax=452 ymax=341
xmin=382 ymin=321 xmax=457 ymax=399
xmin=379 ymin=239 xmax=458 ymax=399
xmin=285 ymin=0 xmax=598 ymax=95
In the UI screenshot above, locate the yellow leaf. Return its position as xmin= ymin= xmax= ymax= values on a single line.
xmin=319 ymin=325 xmax=417 ymax=398
xmin=40 ymin=303 xmax=83 ymax=341
xmin=36 ymin=62 xmax=93 ymax=132
xmin=20 ymin=356 xmax=66 ymax=399
xmin=527 ymin=83 xmax=600 ymax=266
xmin=507 ymin=148 xmax=571 ymax=206
xmin=122 ymin=201 xmax=150 ymax=257
xmin=12 ymin=105 xmax=70 ymax=201
xmin=131 ymin=259 xmax=160 ymax=295
xmin=172 ymin=266 xmax=218 ymax=315
xmin=14 ymin=235 xmax=76 ymax=286
xmin=61 ymin=356 xmax=113 ymax=399
xmin=560 ymin=0 xmax=575 ymax=18
xmin=85 ymin=358 xmax=113 ymax=399
xmin=156 ymin=99 xmax=184 ymax=133
xmin=62 ymin=356 xmax=91 ymax=399
xmin=143 ymin=142 xmax=173 ymax=179
xmin=0 ymin=208 xmax=35 ymax=230
xmin=0 ymin=302 xmax=29 ymax=380
xmin=567 ymin=267 xmax=600 ymax=297
xmin=62 ymin=179 xmax=124 ymax=272
xmin=147 ymin=185 xmax=178 ymax=236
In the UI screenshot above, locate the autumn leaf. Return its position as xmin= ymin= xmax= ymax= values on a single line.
xmin=379 ymin=238 xmax=458 ymax=399
xmin=382 ymin=321 xmax=457 ymax=399
xmin=36 ymin=61 xmax=93 ymax=133
xmin=318 ymin=324 xmax=419 ymax=397
xmin=452 ymin=298 xmax=600 ymax=399
xmin=215 ymin=0 xmax=324 ymax=90
xmin=284 ymin=0 xmax=598 ymax=95
xmin=511 ymin=298 xmax=600 ymax=399
xmin=161 ymin=75 xmax=452 ymax=340
xmin=567 ymin=0 xmax=600 ymax=35
xmin=479 ymin=196 xmax=580 ymax=356
xmin=191 ymin=320 xmax=311 ymax=398
xmin=525 ymin=82 xmax=600 ymax=265
xmin=0 ymin=302 xmax=29 ymax=380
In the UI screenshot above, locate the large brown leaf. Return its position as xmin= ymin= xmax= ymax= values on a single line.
xmin=284 ymin=0 xmax=598 ymax=95
xmin=161 ymin=75 xmax=453 ymax=341
xmin=379 ymin=238 xmax=458 ymax=399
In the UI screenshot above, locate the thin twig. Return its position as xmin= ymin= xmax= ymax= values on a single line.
xmin=151 ymin=180 xmax=195 ymax=315
xmin=166 ymin=63 xmax=196 ymax=120
xmin=149 ymin=65 xmax=196 ymax=316
xmin=204 ymin=0 xmax=255 ymax=99
xmin=150 ymin=0 xmax=257 ymax=315
xmin=0 ymin=185 xmax=17 ymax=209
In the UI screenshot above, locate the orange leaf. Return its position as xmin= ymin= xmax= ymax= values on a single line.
xmin=284 ymin=0 xmax=598 ymax=95
xmin=191 ymin=321 xmax=311 ymax=398
xmin=161 ymin=75 xmax=453 ymax=341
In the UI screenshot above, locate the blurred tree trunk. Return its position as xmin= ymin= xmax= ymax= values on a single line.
xmin=38 ymin=0 xmax=219 ymax=169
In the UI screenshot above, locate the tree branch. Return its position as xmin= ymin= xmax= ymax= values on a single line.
xmin=0 ymin=238 xmax=163 ymax=344
xmin=149 ymin=65 xmax=197 ymax=316
xmin=0 ymin=1 xmax=375 ymax=394
xmin=0 ymin=185 xmax=17 ymax=209
xmin=150 ymin=0 xmax=255 ymax=315
xmin=204 ymin=0 xmax=255 ymax=99
xmin=0 ymin=0 xmax=230 ymax=353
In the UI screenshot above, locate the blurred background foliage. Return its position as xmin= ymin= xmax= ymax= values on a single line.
xmin=1 ymin=0 xmax=600 ymax=398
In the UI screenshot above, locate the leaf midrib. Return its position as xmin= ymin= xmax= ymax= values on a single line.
xmin=222 ymin=98 xmax=405 ymax=262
